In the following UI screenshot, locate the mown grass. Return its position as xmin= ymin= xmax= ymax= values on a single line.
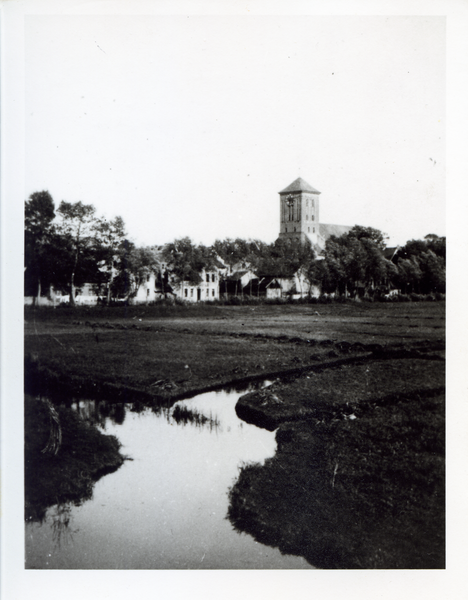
xmin=24 ymin=302 xmax=444 ymax=404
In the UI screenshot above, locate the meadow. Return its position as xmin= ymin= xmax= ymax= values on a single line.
xmin=24 ymin=300 xmax=445 ymax=568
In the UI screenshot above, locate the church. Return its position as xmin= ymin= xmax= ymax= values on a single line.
xmin=277 ymin=177 xmax=352 ymax=251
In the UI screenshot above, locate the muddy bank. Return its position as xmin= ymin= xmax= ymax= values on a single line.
xmin=25 ymin=396 xmax=125 ymax=522
xmin=229 ymin=357 xmax=445 ymax=569
xmin=235 ymin=355 xmax=445 ymax=430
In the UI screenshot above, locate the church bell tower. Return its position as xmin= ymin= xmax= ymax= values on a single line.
xmin=278 ymin=177 xmax=321 ymax=245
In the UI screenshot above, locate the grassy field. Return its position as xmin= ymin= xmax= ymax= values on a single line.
xmin=25 ymin=301 xmax=444 ymax=402
xmin=24 ymin=300 xmax=445 ymax=568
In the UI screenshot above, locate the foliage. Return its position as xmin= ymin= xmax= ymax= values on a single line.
xmin=162 ymin=237 xmax=223 ymax=286
xmin=55 ymin=201 xmax=98 ymax=305
xmin=256 ymin=237 xmax=315 ymax=278
xmin=24 ymin=191 xmax=56 ymax=298
xmin=396 ymin=236 xmax=446 ymax=294
xmin=25 ymin=188 xmax=445 ymax=303
xmin=112 ymin=244 xmax=163 ymax=299
xmin=94 ymin=216 xmax=128 ymax=303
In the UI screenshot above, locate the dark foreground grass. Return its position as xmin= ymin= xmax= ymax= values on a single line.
xmin=25 ymin=396 xmax=125 ymax=522
xmin=228 ymin=391 xmax=445 ymax=569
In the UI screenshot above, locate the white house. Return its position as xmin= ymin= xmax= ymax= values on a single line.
xmin=176 ymin=268 xmax=221 ymax=302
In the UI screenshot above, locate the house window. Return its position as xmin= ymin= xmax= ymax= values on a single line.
xmin=313 ymin=227 xmax=315 ymax=233
xmin=212 ymin=289 xmax=215 ymax=297
xmin=311 ymin=199 xmax=314 ymax=208
xmin=190 ymin=289 xmax=193 ymax=297
xmin=206 ymin=274 xmax=210 ymax=283
xmin=147 ymin=289 xmax=150 ymax=296
xmin=185 ymin=289 xmax=188 ymax=297
xmin=212 ymin=274 xmax=215 ymax=282
xmin=306 ymin=214 xmax=308 ymax=220
xmin=308 ymin=227 xmax=310 ymax=233
xmin=206 ymin=289 xmax=209 ymax=296
xmin=306 ymin=198 xmax=309 ymax=207
xmin=294 ymin=227 xmax=296 ymax=232
xmin=312 ymin=215 xmax=315 ymax=221
xmin=285 ymin=227 xmax=287 ymax=232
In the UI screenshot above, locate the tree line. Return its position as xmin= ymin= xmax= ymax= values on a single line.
xmin=25 ymin=190 xmax=445 ymax=305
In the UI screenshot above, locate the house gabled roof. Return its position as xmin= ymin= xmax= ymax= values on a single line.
xmin=383 ymin=246 xmax=401 ymax=261
xmin=280 ymin=177 xmax=321 ymax=195
xmin=225 ymin=270 xmax=256 ymax=282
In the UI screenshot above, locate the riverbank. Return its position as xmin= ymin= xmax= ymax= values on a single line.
xmin=229 ymin=355 xmax=445 ymax=568
xmin=25 ymin=395 xmax=125 ymax=522
xmin=24 ymin=302 xmax=445 ymax=568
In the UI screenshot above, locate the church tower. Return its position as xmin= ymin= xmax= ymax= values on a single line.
xmin=278 ymin=177 xmax=321 ymax=246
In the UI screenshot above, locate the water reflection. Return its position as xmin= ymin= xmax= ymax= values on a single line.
xmin=26 ymin=383 xmax=313 ymax=569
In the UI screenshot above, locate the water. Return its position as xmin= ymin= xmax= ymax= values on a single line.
xmin=25 ymin=386 xmax=314 ymax=569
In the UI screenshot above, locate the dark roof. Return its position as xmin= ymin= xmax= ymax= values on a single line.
xmin=384 ymin=247 xmax=400 ymax=261
xmin=226 ymin=270 xmax=253 ymax=281
xmin=280 ymin=177 xmax=321 ymax=195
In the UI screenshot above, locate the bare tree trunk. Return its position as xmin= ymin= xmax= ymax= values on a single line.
xmin=70 ymin=248 xmax=79 ymax=306
xmin=107 ymin=268 xmax=114 ymax=305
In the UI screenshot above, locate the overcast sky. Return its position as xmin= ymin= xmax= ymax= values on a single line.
xmin=25 ymin=15 xmax=445 ymax=248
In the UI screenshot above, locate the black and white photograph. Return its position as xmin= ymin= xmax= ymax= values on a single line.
xmin=2 ymin=0 xmax=467 ymax=598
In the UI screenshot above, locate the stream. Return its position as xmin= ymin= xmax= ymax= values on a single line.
xmin=25 ymin=384 xmax=314 ymax=569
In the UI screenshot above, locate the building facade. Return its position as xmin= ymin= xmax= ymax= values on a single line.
xmin=278 ymin=177 xmax=352 ymax=250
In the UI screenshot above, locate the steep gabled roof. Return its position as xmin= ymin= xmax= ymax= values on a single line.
xmin=280 ymin=177 xmax=321 ymax=195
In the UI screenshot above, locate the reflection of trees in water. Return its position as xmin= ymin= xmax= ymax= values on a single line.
xmin=25 ymin=397 xmax=124 ymax=525
xmin=71 ymin=400 xmax=127 ymax=428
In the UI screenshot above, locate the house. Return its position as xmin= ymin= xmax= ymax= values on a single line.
xmin=74 ymin=283 xmax=100 ymax=305
xmin=24 ymin=286 xmax=70 ymax=307
xmin=220 ymin=269 xmax=257 ymax=298
xmin=133 ymin=270 xmax=174 ymax=304
xmin=176 ymin=267 xmax=221 ymax=302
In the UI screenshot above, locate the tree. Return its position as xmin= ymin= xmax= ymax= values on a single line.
xmin=323 ymin=227 xmax=392 ymax=296
xmin=161 ymin=237 xmax=207 ymax=286
xmin=324 ymin=235 xmax=364 ymax=295
xmin=257 ymin=238 xmax=315 ymax=278
xmin=115 ymin=244 xmax=162 ymax=299
xmin=94 ymin=216 xmax=127 ymax=304
xmin=25 ymin=191 xmax=56 ymax=301
xmin=396 ymin=256 xmax=423 ymax=294
xmin=397 ymin=236 xmax=446 ymax=294
xmin=213 ymin=237 xmax=268 ymax=274
xmin=347 ymin=225 xmax=388 ymax=251
xmin=56 ymin=201 xmax=97 ymax=306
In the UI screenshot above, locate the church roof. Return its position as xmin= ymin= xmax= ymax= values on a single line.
xmin=319 ymin=223 xmax=353 ymax=240
xmin=279 ymin=177 xmax=321 ymax=195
